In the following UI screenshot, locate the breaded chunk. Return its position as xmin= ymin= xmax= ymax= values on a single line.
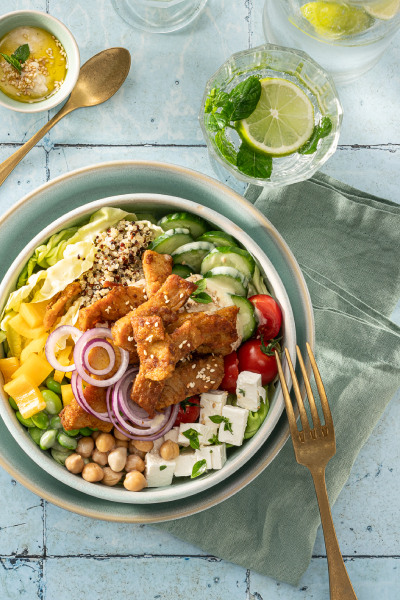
xmin=142 ymin=250 xmax=173 ymax=298
xmin=112 ymin=275 xmax=196 ymax=352
xmin=131 ymin=315 xmax=175 ymax=381
xmin=78 ymin=284 xmax=146 ymax=331
xmin=130 ymin=370 xmax=165 ymax=417
xmin=43 ymin=282 xmax=82 ymax=330
xmin=59 ymin=385 xmax=113 ymax=432
xmin=155 ymin=355 xmax=224 ymax=410
xmin=169 ymin=320 xmax=204 ymax=363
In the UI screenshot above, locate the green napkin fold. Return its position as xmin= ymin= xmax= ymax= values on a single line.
xmin=155 ymin=172 xmax=400 ymax=586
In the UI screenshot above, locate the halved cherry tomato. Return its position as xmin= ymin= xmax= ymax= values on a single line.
xmin=249 ymin=295 xmax=282 ymax=341
xmin=219 ymin=351 xmax=239 ymax=394
xmin=173 ymin=395 xmax=200 ymax=426
xmin=237 ymin=338 xmax=278 ymax=386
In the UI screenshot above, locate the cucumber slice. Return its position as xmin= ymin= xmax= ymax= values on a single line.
xmin=171 ymin=242 xmax=215 ymax=273
xmin=149 ymin=228 xmax=194 ymax=254
xmin=203 ymin=267 xmax=248 ymax=297
xmin=158 ymin=212 xmax=209 ymax=239
xmin=201 ymin=246 xmax=255 ymax=280
xmin=230 ymin=295 xmax=257 ymax=341
xmin=134 ymin=214 xmax=158 ymax=225
xmin=197 ymin=231 xmax=239 ymax=248
xmin=171 ymin=264 xmax=194 ymax=278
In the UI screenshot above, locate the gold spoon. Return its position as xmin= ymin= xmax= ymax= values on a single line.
xmin=0 ymin=47 xmax=131 ymax=187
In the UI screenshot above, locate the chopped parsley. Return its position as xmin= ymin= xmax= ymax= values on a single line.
xmin=182 ymin=428 xmax=202 ymax=450
xmin=159 ymin=465 xmax=167 ymax=471
xmin=191 ymin=459 xmax=207 ymax=479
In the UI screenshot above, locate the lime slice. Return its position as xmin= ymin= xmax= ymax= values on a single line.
xmin=301 ymin=2 xmax=373 ymax=38
xmin=236 ymin=78 xmax=315 ymax=157
xmin=364 ymin=0 xmax=399 ymax=20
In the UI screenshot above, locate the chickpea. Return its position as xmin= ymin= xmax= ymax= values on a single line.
xmin=95 ymin=433 xmax=115 ymax=453
xmin=128 ymin=441 xmax=146 ymax=459
xmin=91 ymin=430 xmax=101 ymax=441
xmin=114 ymin=427 xmax=129 ymax=441
xmin=108 ymin=447 xmax=127 ymax=472
xmin=82 ymin=463 xmax=104 ymax=483
xmin=76 ymin=436 xmax=95 ymax=458
xmin=124 ymin=471 xmax=147 ymax=492
xmin=65 ymin=453 xmax=84 ymax=474
xmin=131 ymin=440 xmax=154 ymax=453
xmin=160 ymin=440 xmax=179 ymax=461
xmin=102 ymin=466 xmax=123 ymax=487
xmin=91 ymin=448 xmax=108 ymax=466
xmin=115 ymin=439 xmax=128 ymax=449
xmin=125 ymin=454 xmax=145 ymax=473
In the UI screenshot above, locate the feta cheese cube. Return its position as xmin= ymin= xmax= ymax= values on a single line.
xmin=144 ymin=452 xmax=176 ymax=487
xmin=149 ymin=435 xmax=165 ymax=455
xmin=164 ymin=427 xmax=179 ymax=444
xmin=199 ymin=390 xmax=228 ymax=432
xmin=218 ymin=405 xmax=249 ymax=446
xmin=195 ymin=446 xmax=213 ymax=469
xmin=211 ymin=443 xmax=227 ymax=470
xmin=173 ymin=450 xmax=197 ymax=477
xmin=236 ymin=371 xmax=263 ymax=412
xmin=178 ymin=423 xmax=211 ymax=447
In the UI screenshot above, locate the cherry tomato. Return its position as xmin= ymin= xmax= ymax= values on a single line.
xmin=173 ymin=395 xmax=200 ymax=426
xmin=219 ymin=352 xmax=239 ymax=394
xmin=238 ymin=339 xmax=278 ymax=386
xmin=249 ymin=295 xmax=282 ymax=341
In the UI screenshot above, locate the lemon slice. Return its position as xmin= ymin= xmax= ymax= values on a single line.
xmin=300 ymin=2 xmax=373 ymax=38
xmin=364 ymin=0 xmax=399 ymax=20
xmin=236 ymin=78 xmax=315 ymax=157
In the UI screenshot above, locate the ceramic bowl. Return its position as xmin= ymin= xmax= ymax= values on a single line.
xmin=0 ymin=192 xmax=296 ymax=504
xmin=0 ymin=10 xmax=80 ymax=113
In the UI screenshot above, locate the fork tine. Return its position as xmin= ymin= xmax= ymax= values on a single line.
xmin=274 ymin=350 xmax=299 ymax=442
xmin=296 ymin=345 xmax=322 ymax=434
xmin=306 ymin=342 xmax=333 ymax=428
xmin=284 ymin=347 xmax=311 ymax=436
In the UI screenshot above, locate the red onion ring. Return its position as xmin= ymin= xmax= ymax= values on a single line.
xmin=73 ymin=327 xmax=129 ymax=387
xmin=71 ymin=371 xmax=111 ymax=422
xmin=114 ymin=369 xmax=169 ymax=427
xmin=82 ymin=338 xmax=116 ymax=376
xmin=45 ymin=325 xmax=82 ymax=372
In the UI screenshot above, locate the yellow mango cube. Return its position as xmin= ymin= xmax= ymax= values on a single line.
xmin=9 ymin=314 xmax=46 ymax=340
xmin=19 ymin=301 xmax=48 ymax=329
xmin=11 ymin=353 xmax=53 ymax=387
xmin=0 ymin=357 xmax=20 ymax=383
xmin=4 ymin=374 xmax=46 ymax=419
xmin=61 ymin=384 xmax=74 ymax=407
xmin=20 ymin=334 xmax=48 ymax=364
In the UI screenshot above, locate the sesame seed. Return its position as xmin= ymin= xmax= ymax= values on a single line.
xmin=143 ymin=350 xmax=147 ymax=356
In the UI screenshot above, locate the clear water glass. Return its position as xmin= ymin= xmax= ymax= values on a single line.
xmin=263 ymin=0 xmax=400 ymax=85
xmin=199 ymin=44 xmax=343 ymax=189
xmin=111 ymin=0 xmax=208 ymax=33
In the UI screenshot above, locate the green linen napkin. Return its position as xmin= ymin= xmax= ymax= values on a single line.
xmin=155 ymin=172 xmax=400 ymax=586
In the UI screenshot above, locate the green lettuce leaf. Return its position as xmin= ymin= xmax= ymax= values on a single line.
xmin=251 ymin=265 xmax=270 ymax=296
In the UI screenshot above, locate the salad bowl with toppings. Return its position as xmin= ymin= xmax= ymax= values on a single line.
xmin=0 ymin=194 xmax=296 ymax=503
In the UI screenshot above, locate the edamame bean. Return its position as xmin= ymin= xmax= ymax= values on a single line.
xmin=16 ymin=412 xmax=34 ymax=428
xmin=63 ymin=428 xmax=80 ymax=437
xmin=51 ymin=448 xmax=73 ymax=465
xmin=57 ymin=432 xmax=78 ymax=450
xmin=8 ymin=397 xmax=18 ymax=411
xmin=79 ymin=427 xmax=93 ymax=436
xmin=40 ymin=429 xmax=57 ymax=450
xmin=41 ymin=389 xmax=62 ymax=415
xmin=52 ymin=441 xmax=71 ymax=453
xmin=31 ymin=412 xmax=49 ymax=430
xmin=29 ymin=427 xmax=42 ymax=445
xmin=45 ymin=377 xmax=62 ymax=395
xmin=50 ymin=415 xmax=63 ymax=430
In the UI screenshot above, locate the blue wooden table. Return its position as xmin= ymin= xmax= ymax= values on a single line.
xmin=0 ymin=1 xmax=399 ymax=598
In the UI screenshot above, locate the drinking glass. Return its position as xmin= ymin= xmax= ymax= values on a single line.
xmin=199 ymin=44 xmax=343 ymax=190
xmin=263 ymin=0 xmax=400 ymax=85
xmin=111 ymin=0 xmax=208 ymax=33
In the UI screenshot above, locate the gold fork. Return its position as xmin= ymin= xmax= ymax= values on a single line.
xmin=275 ymin=343 xmax=358 ymax=600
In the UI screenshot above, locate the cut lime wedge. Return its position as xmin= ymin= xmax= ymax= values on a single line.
xmin=301 ymin=2 xmax=373 ymax=38
xmin=364 ymin=0 xmax=399 ymax=20
xmin=236 ymin=78 xmax=315 ymax=157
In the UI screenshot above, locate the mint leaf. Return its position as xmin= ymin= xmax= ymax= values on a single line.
xmin=298 ymin=117 xmax=333 ymax=155
xmin=206 ymin=113 xmax=222 ymax=132
xmin=0 ymin=53 xmax=22 ymax=73
xmin=209 ymin=415 xmax=233 ymax=434
xmin=225 ymin=76 xmax=261 ymax=121
xmin=191 ymin=459 xmax=207 ymax=479
xmin=159 ymin=465 xmax=167 ymax=471
xmin=182 ymin=428 xmax=202 ymax=450
xmin=192 ymin=292 xmax=212 ymax=304
xmin=190 ymin=279 xmax=212 ymax=304
xmin=237 ymin=143 xmax=273 ymax=179
xmin=215 ymin=129 xmax=237 ymax=166
xmin=193 ymin=279 xmax=207 ymax=293
xmin=12 ymin=44 xmax=30 ymax=64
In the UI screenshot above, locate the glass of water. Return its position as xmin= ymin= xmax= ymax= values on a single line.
xmin=263 ymin=0 xmax=400 ymax=85
xmin=111 ymin=0 xmax=208 ymax=33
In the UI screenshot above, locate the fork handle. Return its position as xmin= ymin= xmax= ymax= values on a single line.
xmin=311 ymin=469 xmax=358 ymax=599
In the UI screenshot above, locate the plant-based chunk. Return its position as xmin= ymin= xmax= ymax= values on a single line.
xmin=142 ymin=250 xmax=173 ymax=297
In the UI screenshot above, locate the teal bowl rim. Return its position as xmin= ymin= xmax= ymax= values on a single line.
xmin=0 ymin=10 xmax=80 ymax=113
